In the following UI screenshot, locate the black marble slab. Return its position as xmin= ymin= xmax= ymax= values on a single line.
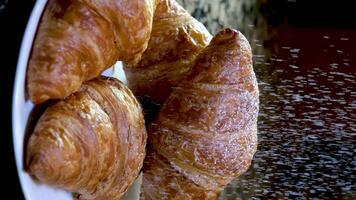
xmin=178 ymin=0 xmax=356 ymax=199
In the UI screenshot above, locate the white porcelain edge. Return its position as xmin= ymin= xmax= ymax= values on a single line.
xmin=12 ymin=0 xmax=68 ymax=199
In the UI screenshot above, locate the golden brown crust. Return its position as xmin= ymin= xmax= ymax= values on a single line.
xmin=142 ymin=148 xmax=218 ymax=200
xmin=124 ymin=0 xmax=212 ymax=104
xmin=26 ymin=76 xmax=147 ymax=200
xmin=27 ymin=0 xmax=157 ymax=104
xmin=142 ymin=28 xmax=259 ymax=199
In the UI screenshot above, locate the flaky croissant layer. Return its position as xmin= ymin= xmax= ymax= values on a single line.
xmin=26 ymin=76 xmax=147 ymax=200
xmin=142 ymin=28 xmax=259 ymax=200
xmin=124 ymin=0 xmax=212 ymax=104
xmin=27 ymin=0 xmax=157 ymax=104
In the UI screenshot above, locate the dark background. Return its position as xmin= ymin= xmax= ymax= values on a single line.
xmin=1 ymin=0 xmax=355 ymax=199
xmin=1 ymin=0 xmax=35 ymax=198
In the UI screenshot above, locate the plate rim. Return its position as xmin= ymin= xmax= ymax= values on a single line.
xmin=12 ymin=0 xmax=49 ymax=199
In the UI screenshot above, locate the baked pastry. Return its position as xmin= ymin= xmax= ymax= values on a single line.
xmin=26 ymin=76 xmax=147 ymax=200
xmin=142 ymin=28 xmax=259 ymax=199
xmin=27 ymin=0 xmax=157 ymax=104
xmin=124 ymin=0 xmax=212 ymax=104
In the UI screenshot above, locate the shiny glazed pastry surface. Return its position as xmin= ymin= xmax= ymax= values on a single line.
xmin=26 ymin=77 xmax=147 ymax=200
xmin=142 ymin=28 xmax=259 ymax=199
xmin=27 ymin=0 xmax=157 ymax=104
xmin=124 ymin=0 xmax=212 ymax=104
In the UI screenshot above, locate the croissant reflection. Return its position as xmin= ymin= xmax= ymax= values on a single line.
xmin=26 ymin=77 xmax=147 ymax=200
xmin=142 ymin=29 xmax=259 ymax=199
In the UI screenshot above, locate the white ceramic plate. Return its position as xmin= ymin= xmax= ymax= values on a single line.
xmin=12 ymin=0 xmax=139 ymax=199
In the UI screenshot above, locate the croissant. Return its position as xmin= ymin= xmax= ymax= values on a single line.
xmin=124 ymin=0 xmax=212 ymax=104
xmin=142 ymin=29 xmax=259 ymax=199
xmin=27 ymin=0 xmax=157 ymax=104
xmin=26 ymin=76 xmax=147 ymax=200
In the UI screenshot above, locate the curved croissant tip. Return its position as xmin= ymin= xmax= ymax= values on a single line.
xmin=222 ymin=28 xmax=239 ymax=34
xmin=26 ymin=153 xmax=51 ymax=182
xmin=211 ymin=28 xmax=247 ymax=45
xmin=25 ymin=136 xmax=76 ymax=185
xmin=218 ymin=28 xmax=240 ymax=37
xmin=27 ymin=84 xmax=49 ymax=104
